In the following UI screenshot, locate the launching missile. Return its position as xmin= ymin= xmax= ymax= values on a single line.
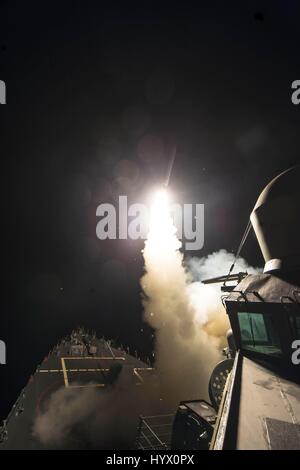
xmin=164 ymin=144 xmax=176 ymax=188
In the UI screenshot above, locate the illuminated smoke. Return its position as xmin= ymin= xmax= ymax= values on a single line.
xmin=141 ymin=191 xmax=260 ymax=406
xmin=33 ymin=370 xmax=159 ymax=449
xmin=187 ymin=250 xmax=260 ymax=343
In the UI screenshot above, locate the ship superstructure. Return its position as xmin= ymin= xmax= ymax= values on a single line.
xmin=0 ymin=328 xmax=162 ymax=449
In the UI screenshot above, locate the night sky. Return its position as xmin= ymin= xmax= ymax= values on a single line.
xmin=1 ymin=1 xmax=299 ymax=420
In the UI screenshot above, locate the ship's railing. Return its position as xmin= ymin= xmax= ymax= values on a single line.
xmin=135 ymin=413 xmax=175 ymax=450
xmin=0 ymin=386 xmax=27 ymax=443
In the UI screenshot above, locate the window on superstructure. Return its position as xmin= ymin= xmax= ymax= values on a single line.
xmin=289 ymin=313 xmax=300 ymax=340
xmin=238 ymin=312 xmax=282 ymax=357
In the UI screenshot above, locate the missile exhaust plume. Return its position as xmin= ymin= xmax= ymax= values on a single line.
xmin=141 ymin=189 xmax=221 ymax=406
xmin=141 ymin=189 xmax=260 ymax=407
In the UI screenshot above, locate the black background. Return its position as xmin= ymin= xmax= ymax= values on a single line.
xmin=0 ymin=1 xmax=299 ymax=421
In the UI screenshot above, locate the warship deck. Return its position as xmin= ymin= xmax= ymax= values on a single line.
xmin=0 ymin=329 xmax=159 ymax=450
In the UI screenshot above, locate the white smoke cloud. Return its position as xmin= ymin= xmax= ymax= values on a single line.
xmin=187 ymin=249 xmax=261 ymax=339
xmin=33 ymin=369 xmax=159 ymax=449
xmin=187 ymin=249 xmax=259 ymax=281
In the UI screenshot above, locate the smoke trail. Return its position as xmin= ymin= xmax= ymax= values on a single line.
xmin=141 ymin=192 xmax=260 ymax=406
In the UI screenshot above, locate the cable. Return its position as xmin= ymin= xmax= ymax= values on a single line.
xmin=224 ymin=219 xmax=252 ymax=284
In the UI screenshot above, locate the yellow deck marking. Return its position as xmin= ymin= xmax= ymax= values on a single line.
xmin=71 ymin=384 xmax=105 ymax=388
xmin=38 ymin=368 xmax=110 ymax=373
xmin=61 ymin=358 xmax=69 ymax=387
xmin=39 ymin=358 xmax=153 ymax=389
xmin=62 ymin=356 xmax=125 ymax=360
xmin=133 ymin=369 xmax=144 ymax=383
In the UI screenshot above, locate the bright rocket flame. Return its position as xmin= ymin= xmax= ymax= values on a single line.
xmin=150 ymin=189 xmax=169 ymax=229
xmin=152 ymin=188 xmax=169 ymax=205
xmin=146 ymin=189 xmax=181 ymax=264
